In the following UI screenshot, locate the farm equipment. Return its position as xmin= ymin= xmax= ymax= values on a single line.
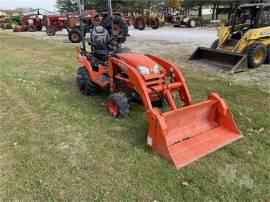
xmin=190 ymin=3 xmax=270 ymax=73
xmin=1 ymin=15 xmax=22 ymax=29
xmin=134 ymin=9 xmax=165 ymax=30
xmin=45 ymin=10 xmax=100 ymax=42
xmin=45 ymin=15 xmax=67 ymax=36
xmin=0 ymin=12 xmax=8 ymax=28
xmin=75 ymin=0 xmax=242 ymax=169
xmin=173 ymin=15 xmax=205 ymax=28
xmin=66 ymin=9 xmax=101 ymax=43
xmin=1 ymin=11 xmax=22 ymax=29
xmin=14 ymin=11 xmax=45 ymax=32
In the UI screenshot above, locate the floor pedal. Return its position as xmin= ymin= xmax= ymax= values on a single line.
xmin=96 ymin=74 xmax=109 ymax=83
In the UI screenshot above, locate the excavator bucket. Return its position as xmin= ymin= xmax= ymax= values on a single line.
xmin=147 ymin=93 xmax=243 ymax=169
xmin=189 ymin=47 xmax=248 ymax=73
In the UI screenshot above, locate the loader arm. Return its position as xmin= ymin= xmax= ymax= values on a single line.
xmin=111 ymin=55 xmax=242 ymax=169
xmin=217 ymin=26 xmax=231 ymax=47
xmin=145 ymin=54 xmax=192 ymax=106
xmin=234 ymin=27 xmax=270 ymax=53
xmin=110 ymin=57 xmax=153 ymax=110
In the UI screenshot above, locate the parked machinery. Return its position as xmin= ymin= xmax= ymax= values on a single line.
xmin=73 ymin=0 xmax=242 ymax=169
xmin=67 ymin=10 xmax=128 ymax=43
xmin=173 ymin=15 xmax=205 ymax=28
xmin=45 ymin=15 xmax=67 ymax=36
xmin=14 ymin=11 xmax=45 ymax=32
xmin=134 ymin=9 xmax=165 ymax=30
xmin=190 ymin=3 xmax=270 ymax=72
xmin=66 ymin=9 xmax=101 ymax=43
xmin=1 ymin=15 xmax=22 ymax=29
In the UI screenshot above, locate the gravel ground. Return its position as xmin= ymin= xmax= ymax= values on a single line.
xmin=1 ymin=26 xmax=269 ymax=87
xmin=3 ymin=26 xmax=217 ymax=51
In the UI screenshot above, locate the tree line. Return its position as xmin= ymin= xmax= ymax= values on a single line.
xmin=56 ymin=0 xmax=267 ymax=19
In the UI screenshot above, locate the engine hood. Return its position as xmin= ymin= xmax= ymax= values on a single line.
xmin=117 ymin=53 xmax=157 ymax=71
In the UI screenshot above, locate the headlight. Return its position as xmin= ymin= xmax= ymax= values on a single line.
xmin=137 ymin=66 xmax=150 ymax=75
xmin=153 ymin=64 xmax=162 ymax=74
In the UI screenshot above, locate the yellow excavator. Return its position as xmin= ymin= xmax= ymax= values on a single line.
xmin=190 ymin=3 xmax=270 ymax=73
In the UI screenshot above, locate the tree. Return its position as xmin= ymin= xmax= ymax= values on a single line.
xmin=167 ymin=0 xmax=182 ymax=10
xmin=56 ymin=0 xmax=77 ymax=12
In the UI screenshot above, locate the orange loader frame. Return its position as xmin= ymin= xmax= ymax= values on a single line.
xmin=77 ymin=52 xmax=243 ymax=169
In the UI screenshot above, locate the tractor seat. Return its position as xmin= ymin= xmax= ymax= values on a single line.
xmin=90 ymin=26 xmax=110 ymax=62
xmin=89 ymin=26 xmax=131 ymax=62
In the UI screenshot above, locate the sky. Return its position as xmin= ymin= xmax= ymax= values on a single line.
xmin=0 ymin=0 xmax=56 ymax=11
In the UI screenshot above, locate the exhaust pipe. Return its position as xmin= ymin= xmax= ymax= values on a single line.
xmin=189 ymin=47 xmax=248 ymax=73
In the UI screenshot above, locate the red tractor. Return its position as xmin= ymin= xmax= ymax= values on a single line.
xmin=14 ymin=12 xmax=44 ymax=32
xmin=66 ymin=10 xmax=128 ymax=43
xmin=75 ymin=22 xmax=243 ymax=168
xmin=45 ymin=15 xmax=67 ymax=36
xmin=45 ymin=10 xmax=100 ymax=43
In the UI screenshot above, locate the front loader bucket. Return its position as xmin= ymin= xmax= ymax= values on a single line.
xmin=189 ymin=47 xmax=248 ymax=73
xmin=147 ymin=93 xmax=243 ymax=169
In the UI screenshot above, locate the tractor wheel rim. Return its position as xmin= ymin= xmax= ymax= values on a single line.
xmin=72 ymin=34 xmax=79 ymax=41
xmin=108 ymin=100 xmax=118 ymax=117
xmin=254 ymin=48 xmax=265 ymax=64
xmin=11 ymin=23 xmax=16 ymax=29
xmin=190 ymin=21 xmax=196 ymax=27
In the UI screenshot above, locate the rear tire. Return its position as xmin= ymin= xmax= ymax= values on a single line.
xmin=11 ymin=21 xmax=18 ymax=29
xmin=247 ymin=43 xmax=267 ymax=69
xmin=135 ymin=16 xmax=146 ymax=30
xmin=211 ymin=39 xmax=219 ymax=49
xmin=68 ymin=29 xmax=82 ymax=43
xmin=76 ymin=67 xmax=100 ymax=95
xmin=108 ymin=93 xmax=129 ymax=118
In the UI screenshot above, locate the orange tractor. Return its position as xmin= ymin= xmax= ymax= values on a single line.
xmin=75 ymin=0 xmax=243 ymax=169
xmin=76 ymin=29 xmax=243 ymax=169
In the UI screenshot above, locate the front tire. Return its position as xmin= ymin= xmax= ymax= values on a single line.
xmin=36 ymin=26 xmax=42 ymax=31
xmin=247 ymin=43 xmax=267 ymax=69
xmin=151 ymin=17 xmax=159 ymax=29
xmin=76 ymin=67 xmax=100 ymax=95
xmin=46 ymin=27 xmax=56 ymax=36
xmin=28 ymin=25 xmax=36 ymax=32
xmin=108 ymin=93 xmax=129 ymax=118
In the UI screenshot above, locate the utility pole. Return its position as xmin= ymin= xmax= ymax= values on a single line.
xmin=78 ymin=0 xmax=86 ymax=51
xmin=108 ymin=0 xmax=112 ymax=17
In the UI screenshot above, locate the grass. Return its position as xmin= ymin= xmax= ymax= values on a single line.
xmin=0 ymin=32 xmax=269 ymax=201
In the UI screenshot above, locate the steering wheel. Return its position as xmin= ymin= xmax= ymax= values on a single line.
xmin=107 ymin=36 xmax=126 ymax=47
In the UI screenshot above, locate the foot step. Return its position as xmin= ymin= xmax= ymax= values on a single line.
xmin=96 ymin=74 xmax=109 ymax=83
